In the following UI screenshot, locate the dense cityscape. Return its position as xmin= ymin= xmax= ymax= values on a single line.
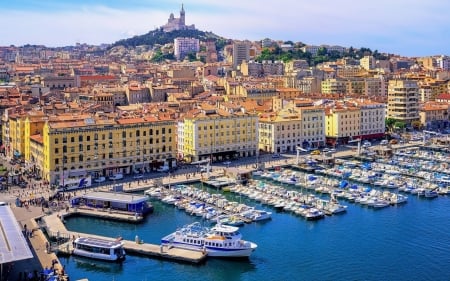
xmin=1 ymin=4 xmax=450 ymax=281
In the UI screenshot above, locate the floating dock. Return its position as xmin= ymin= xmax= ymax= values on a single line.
xmin=43 ymin=212 xmax=206 ymax=264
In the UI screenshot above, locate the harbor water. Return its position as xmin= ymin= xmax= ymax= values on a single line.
xmin=62 ymin=182 xmax=450 ymax=281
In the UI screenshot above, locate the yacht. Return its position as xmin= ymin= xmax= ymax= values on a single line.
xmin=72 ymin=237 xmax=126 ymax=262
xmin=161 ymin=222 xmax=257 ymax=258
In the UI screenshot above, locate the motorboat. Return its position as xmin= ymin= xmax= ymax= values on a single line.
xmin=72 ymin=237 xmax=126 ymax=262
xmin=389 ymin=193 xmax=408 ymax=204
xmin=161 ymin=222 xmax=257 ymax=258
xmin=305 ymin=208 xmax=325 ymax=221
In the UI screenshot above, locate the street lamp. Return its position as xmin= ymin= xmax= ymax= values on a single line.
xmin=62 ymin=154 xmax=67 ymax=190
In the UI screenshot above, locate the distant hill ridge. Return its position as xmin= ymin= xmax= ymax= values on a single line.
xmin=112 ymin=28 xmax=224 ymax=48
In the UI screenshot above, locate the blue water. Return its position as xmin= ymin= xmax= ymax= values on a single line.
xmin=62 ymin=184 xmax=450 ymax=281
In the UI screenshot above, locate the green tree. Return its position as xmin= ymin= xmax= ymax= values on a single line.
xmin=393 ymin=121 xmax=406 ymax=130
xmin=385 ymin=118 xmax=396 ymax=132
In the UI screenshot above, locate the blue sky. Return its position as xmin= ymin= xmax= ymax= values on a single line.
xmin=1 ymin=0 xmax=449 ymax=57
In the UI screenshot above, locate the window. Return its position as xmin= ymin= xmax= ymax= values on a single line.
xmin=55 ymin=148 xmax=59 ymax=154
xmin=79 ymin=135 xmax=83 ymax=142
xmin=55 ymin=138 xmax=59 ymax=144
xmin=71 ymin=137 xmax=75 ymax=143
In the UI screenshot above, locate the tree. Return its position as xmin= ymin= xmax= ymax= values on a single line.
xmin=317 ymin=47 xmax=328 ymax=56
xmin=385 ymin=118 xmax=397 ymax=132
xmin=393 ymin=121 xmax=406 ymax=130
xmin=411 ymin=120 xmax=422 ymax=130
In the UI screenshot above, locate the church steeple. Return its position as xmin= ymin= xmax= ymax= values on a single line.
xmin=180 ymin=3 xmax=185 ymax=25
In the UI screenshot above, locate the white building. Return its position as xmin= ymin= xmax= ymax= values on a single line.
xmin=174 ymin=37 xmax=200 ymax=61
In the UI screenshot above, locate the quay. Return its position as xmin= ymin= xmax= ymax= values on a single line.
xmin=42 ymin=212 xmax=207 ymax=264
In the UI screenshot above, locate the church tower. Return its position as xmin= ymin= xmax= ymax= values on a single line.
xmin=180 ymin=4 xmax=185 ymax=26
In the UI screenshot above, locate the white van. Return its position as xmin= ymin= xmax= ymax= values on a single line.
xmin=109 ymin=173 xmax=124 ymax=181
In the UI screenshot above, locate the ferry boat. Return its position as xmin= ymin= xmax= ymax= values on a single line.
xmin=72 ymin=237 xmax=126 ymax=262
xmin=161 ymin=222 xmax=257 ymax=258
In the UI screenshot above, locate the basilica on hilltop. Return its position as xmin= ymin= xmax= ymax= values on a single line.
xmin=161 ymin=4 xmax=196 ymax=32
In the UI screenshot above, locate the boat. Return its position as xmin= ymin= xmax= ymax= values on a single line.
xmin=252 ymin=210 xmax=272 ymax=221
xmin=424 ymin=189 xmax=438 ymax=198
xmin=72 ymin=237 xmax=126 ymax=262
xmin=305 ymin=208 xmax=325 ymax=221
xmin=161 ymin=222 xmax=257 ymax=258
xmin=389 ymin=193 xmax=408 ymax=204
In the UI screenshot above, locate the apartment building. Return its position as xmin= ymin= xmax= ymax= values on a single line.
xmin=232 ymin=41 xmax=250 ymax=69
xmin=178 ymin=103 xmax=258 ymax=163
xmin=387 ymin=79 xmax=420 ymax=126
xmin=348 ymin=99 xmax=386 ymax=140
xmin=258 ymin=106 xmax=325 ymax=153
xmin=419 ymin=101 xmax=450 ymax=130
xmin=321 ymin=78 xmax=346 ymax=94
xmin=174 ymin=37 xmax=200 ymax=61
xmin=33 ymin=113 xmax=178 ymax=185
xmin=325 ymin=103 xmax=361 ymax=146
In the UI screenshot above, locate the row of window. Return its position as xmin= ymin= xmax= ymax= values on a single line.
xmin=54 ymin=129 xmax=172 ymax=144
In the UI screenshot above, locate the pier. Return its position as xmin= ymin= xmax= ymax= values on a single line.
xmin=42 ymin=212 xmax=206 ymax=264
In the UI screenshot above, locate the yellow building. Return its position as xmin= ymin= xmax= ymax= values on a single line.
xmin=258 ymin=105 xmax=325 ymax=153
xmin=41 ymin=114 xmax=177 ymax=185
xmin=419 ymin=102 xmax=450 ymax=130
xmin=325 ymin=104 xmax=361 ymax=146
xmin=178 ymin=103 xmax=258 ymax=162
xmin=5 ymin=114 xmax=26 ymax=159
xmin=321 ymin=79 xmax=346 ymax=94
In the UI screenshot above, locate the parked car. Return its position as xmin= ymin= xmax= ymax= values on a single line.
xmin=380 ymin=140 xmax=389 ymax=145
xmin=108 ymin=173 xmax=124 ymax=181
xmin=223 ymin=161 xmax=232 ymax=165
xmin=133 ymin=174 xmax=144 ymax=179
xmin=363 ymin=141 xmax=371 ymax=147
xmin=310 ymin=150 xmax=321 ymax=155
xmin=200 ymin=166 xmax=212 ymax=173
xmin=94 ymin=176 xmax=106 ymax=183
xmin=272 ymin=153 xmax=281 ymax=158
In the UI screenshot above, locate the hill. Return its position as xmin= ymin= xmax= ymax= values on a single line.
xmin=111 ymin=28 xmax=225 ymax=48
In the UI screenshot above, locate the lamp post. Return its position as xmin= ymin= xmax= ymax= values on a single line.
xmin=62 ymin=154 xmax=67 ymax=190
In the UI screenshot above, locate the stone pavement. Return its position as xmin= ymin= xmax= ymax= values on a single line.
xmin=0 ymin=193 xmax=67 ymax=281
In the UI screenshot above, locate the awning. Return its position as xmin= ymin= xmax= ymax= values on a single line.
xmin=0 ymin=206 xmax=33 ymax=263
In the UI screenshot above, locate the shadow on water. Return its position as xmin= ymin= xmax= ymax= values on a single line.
xmin=200 ymin=258 xmax=257 ymax=281
xmin=59 ymin=256 xmax=124 ymax=274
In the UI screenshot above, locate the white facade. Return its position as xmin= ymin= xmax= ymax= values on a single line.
xmin=174 ymin=37 xmax=200 ymax=61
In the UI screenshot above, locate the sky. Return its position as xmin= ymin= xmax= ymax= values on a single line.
xmin=1 ymin=0 xmax=449 ymax=57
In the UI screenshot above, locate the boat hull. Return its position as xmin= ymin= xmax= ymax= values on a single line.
xmin=73 ymin=249 xmax=125 ymax=262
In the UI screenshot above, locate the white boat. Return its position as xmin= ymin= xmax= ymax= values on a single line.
xmin=249 ymin=210 xmax=272 ymax=221
xmin=305 ymin=208 xmax=325 ymax=221
xmin=161 ymin=222 xmax=257 ymax=258
xmin=389 ymin=193 xmax=408 ymax=204
xmin=72 ymin=237 xmax=126 ymax=262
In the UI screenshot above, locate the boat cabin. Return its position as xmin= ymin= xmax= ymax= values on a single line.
xmin=73 ymin=237 xmax=126 ymax=261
